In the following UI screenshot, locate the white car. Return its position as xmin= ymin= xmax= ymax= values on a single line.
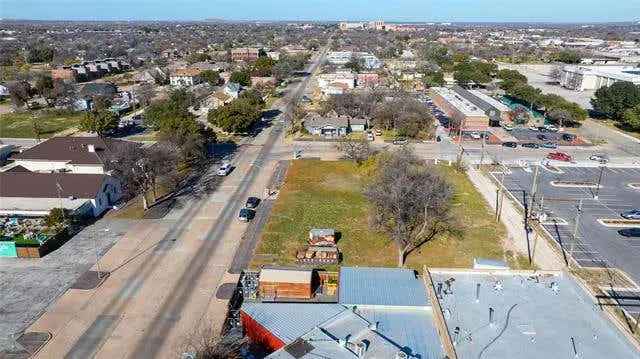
xmin=501 ymin=123 xmax=514 ymax=131
xmin=470 ymin=132 xmax=481 ymax=140
xmin=589 ymin=154 xmax=609 ymax=163
xmin=544 ymin=124 xmax=559 ymax=132
xmin=216 ymin=163 xmax=232 ymax=176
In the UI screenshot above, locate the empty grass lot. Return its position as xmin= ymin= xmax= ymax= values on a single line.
xmin=0 ymin=110 xmax=84 ymax=138
xmin=250 ymin=159 xmax=530 ymax=271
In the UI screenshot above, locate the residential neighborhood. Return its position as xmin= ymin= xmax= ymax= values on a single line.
xmin=1 ymin=3 xmax=640 ymax=359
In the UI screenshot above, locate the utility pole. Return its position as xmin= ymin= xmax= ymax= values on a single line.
xmin=594 ymin=164 xmax=606 ymax=199
xmin=571 ymin=199 xmax=583 ymax=262
xmin=528 ymin=164 xmax=540 ymax=219
xmin=479 ymin=131 xmax=486 ymax=169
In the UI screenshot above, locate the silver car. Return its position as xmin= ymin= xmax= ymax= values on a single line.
xmin=621 ymin=209 xmax=640 ymax=220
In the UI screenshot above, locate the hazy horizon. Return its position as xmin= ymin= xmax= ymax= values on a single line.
xmin=1 ymin=0 xmax=639 ymax=23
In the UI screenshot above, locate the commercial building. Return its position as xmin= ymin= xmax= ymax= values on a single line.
xmin=326 ymin=51 xmax=382 ymax=69
xmin=458 ymin=86 xmax=512 ymax=125
xmin=231 ymin=47 xmax=260 ymax=62
xmin=430 ymin=269 xmax=640 ymax=359
xmin=560 ymin=65 xmax=640 ymax=91
xmin=429 ymin=87 xmax=490 ymax=132
xmin=241 ymin=267 xmax=445 ymax=359
xmin=239 ymin=266 xmax=640 ymax=359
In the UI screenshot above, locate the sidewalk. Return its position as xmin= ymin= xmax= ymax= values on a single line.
xmin=466 ymin=166 xmax=565 ymax=270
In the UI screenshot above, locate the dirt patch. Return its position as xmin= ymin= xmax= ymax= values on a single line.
xmin=321 ymin=175 xmax=360 ymax=193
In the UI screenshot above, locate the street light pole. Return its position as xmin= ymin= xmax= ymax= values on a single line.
xmin=594 ymin=164 xmax=606 ymax=200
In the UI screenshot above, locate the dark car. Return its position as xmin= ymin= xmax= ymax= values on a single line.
xmin=537 ymin=127 xmax=549 ymax=132
xmin=393 ymin=137 xmax=409 ymax=145
xmin=502 ymin=141 xmax=518 ymax=148
xmin=245 ymin=196 xmax=261 ymax=209
xmin=562 ymin=133 xmax=576 ymax=141
xmin=618 ymin=228 xmax=640 ymax=238
xmin=521 ymin=142 xmax=540 ymax=149
xmin=537 ymin=134 xmax=548 ymax=141
xmin=238 ymin=208 xmax=255 ymax=222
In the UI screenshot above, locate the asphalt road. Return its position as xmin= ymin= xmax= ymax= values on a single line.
xmin=27 ymin=44 xmax=329 ymax=359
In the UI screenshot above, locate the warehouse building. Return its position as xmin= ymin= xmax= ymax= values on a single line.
xmin=560 ymin=65 xmax=640 ymax=91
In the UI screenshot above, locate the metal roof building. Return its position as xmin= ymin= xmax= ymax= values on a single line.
xmin=241 ymin=267 xmax=445 ymax=359
xmin=429 ymin=269 xmax=640 ymax=359
xmin=339 ymin=267 xmax=430 ymax=307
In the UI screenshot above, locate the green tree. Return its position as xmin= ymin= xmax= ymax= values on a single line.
xmin=507 ymin=83 xmax=542 ymax=108
xmin=251 ymin=57 xmax=274 ymax=77
xmin=591 ymin=81 xmax=640 ymax=120
xmin=239 ymin=89 xmax=266 ymax=108
xmin=344 ymin=57 xmax=363 ymax=73
xmin=496 ymin=69 xmax=527 ymax=84
xmin=186 ymin=53 xmax=211 ymax=64
xmin=200 ymin=70 xmax=221 ymax=85
xmin=207 ymin=98 xmax=261 ymax=133
xmin=144 ymin=89 xmax=194 ymax=130
xmin=44 ymin=208 xmax=69 ymax=228
xmin=554 ymin=50 xmax=582 ymax=64
xmin=422 ymin=70 xmax=445 ymax=87
xmin=623 ymin=105 xmax=640 ymax=131
xmin=35 ymin=74 xmax=54 ymax=98
xmin=230 ymin=70 xmax=251 ymax=86
xmin=80 ymin=110 xmax=119 ymax=136
xmin=453 ymin=60 xmax=495 ymax=86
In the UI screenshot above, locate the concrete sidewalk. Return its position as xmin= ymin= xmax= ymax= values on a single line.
xmin=466 ymin=166 xmax=565 ymax=270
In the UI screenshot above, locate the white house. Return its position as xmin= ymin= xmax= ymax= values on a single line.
xmin=0 ymin=172 xmax=121 ymax=217
xmin=170 ymin=68 xmax=203 ymax=87
xmin=0 ymin=84 xmax=8 ymax=98
xmin=8 ymin=136 xmax=136 ymax=174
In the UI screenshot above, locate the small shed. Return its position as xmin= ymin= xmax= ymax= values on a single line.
xmin=259 ymin=268 xmax=314 ymax=299
xmin=309 ymin=228 xmax=336 ymax=246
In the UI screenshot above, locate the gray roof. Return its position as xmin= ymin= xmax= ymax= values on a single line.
xmin=430 ymin=270 xmax=640 ymax=359
xmin=241 ymin=303 xmax=346 ymax=344
xmin=303 ymin=112 xmax=366 ymax=129
xmin=268 ymin=308 xmax=404 ymax=359
xmin=357 ymin=307 xmax=444 ymax=359
xmin=339 ymin=267 xmax=430 ymax=307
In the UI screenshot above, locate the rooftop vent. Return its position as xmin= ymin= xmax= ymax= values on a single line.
xmin=88 ymin=144 xmax=96 ymax=153
xmin=395 ymin=351 xmax=408 ymax=359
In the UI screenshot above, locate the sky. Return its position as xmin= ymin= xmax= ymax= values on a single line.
xmin=1 ymin=0 xmax=639 ymax=23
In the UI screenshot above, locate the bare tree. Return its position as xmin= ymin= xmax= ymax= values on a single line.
xmin=335 ymin=137 xmax=371 ymax=164
xmin=108 ymin=141 xmax=178 ymax=210
xmin=180 ymin=326 xmax=245 ymax=359
xmin=7 ymin=81 xmax=31 ymax=108
xmin=365 ymin=147 xmax=454 ymax=267
xmin=135 ymin=82 xmax=155 ymax=107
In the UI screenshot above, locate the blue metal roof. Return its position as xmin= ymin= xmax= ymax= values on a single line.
xmin=338 ymin=267 xmax=430 ymax=307
xmin=357 ymin=307 xmax=444 ymax=359
xmin=240 ymin=303 xmax=346 ymax=344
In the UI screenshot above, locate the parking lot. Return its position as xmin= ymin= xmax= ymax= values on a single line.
xmin=496 ymin=166 xmax=640 ymax=284
xmin=508 ymin=128 xmax=587 ymax=146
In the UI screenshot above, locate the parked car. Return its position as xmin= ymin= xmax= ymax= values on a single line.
xmin=547 ymin=152 xmax=572 ymax=162
xmin=245 ymin=197 xmax=261 ymax=209
xmin=537 ymin=134 xmax=548 ymax=141
xmin=502 ymin=141 xmax=518 ymax=148
xmin=521 ymin=142 xmax=539 ymax=149
xmin=529 ymin=125 xmax=539 ymax=131
xmin=618 ymin=228 xmax=640 ymax=238
xmin=562 ymin=133 xmax=576 ymax=142
xmin=621 ymin=209 xmax=640 ymax=220
xmin=589 ymin=154 xmax=609 ymax=163
xmin=469 ymin=132 xmax=481 ymax=140
xmin=537 ymin=126 xmax=549 ymax=132
xmin=393 ymin=137 xmax=408 ymax=145
xmin=541 ymin=142 xmax=558 ymax=149
xmin=545 ymin=124 xmax=559 ymax=132
xmin=366 ymin=132 xmax=375 ymax=141
xmin=238 ymin=208 xmax=255 ymax=222
xmin=217 ymin=162 xmax=232 ymax=176
xmin=501 ymin=123 xmax=514 ymax=131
